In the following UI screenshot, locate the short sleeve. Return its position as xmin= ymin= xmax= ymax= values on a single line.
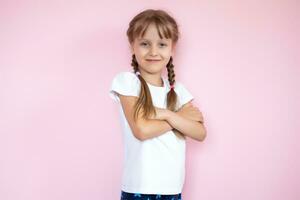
xmin=175 ymin=81 xmax=194 ymax=108
xmin=109 ymin=72 xmax=141 ymax=103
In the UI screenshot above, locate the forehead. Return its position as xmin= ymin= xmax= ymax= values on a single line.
xmin=136 ymin=23 xmax=171 ymax=41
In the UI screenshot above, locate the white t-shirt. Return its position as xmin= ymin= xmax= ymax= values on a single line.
xmin=109 ymin=71 xmax=194 ymax=195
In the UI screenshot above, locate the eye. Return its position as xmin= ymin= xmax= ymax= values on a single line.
xmin=140 ymin=42 xmax=149 ymax=46
xmin=159 ymin=43 xmax=167 ymax=47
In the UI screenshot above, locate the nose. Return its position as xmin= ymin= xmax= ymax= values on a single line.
xmin=149 ymin=46 xmax=158 ymax=56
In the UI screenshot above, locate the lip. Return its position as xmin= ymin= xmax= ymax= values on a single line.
xmin=146 ymin=59 xmax=161 ymax=61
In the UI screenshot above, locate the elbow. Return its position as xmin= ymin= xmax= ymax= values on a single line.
xmin=133 ymin=125 xmax=147 ymax=141
xmin=197 ymin=125 xmax=207 ymax=142
xmin=134 ymin=119 xmax=153 ymax=141
xmin=136 ymin=132 xmax=146 ymax=141
xmin=198 ymin=132 xmax=206 ymax=142
xmin=128 ymin=119 xmax=147 ymax=141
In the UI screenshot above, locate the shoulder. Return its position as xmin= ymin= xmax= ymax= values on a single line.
xmin=112 ymin=71 xmax=140 ymax=84
xmin=174 ymin=81 xmax=188 ymax=92
xmin=173 ymin=80 xmax=194 ymax=107
xmin=109 ymin=71 xmax=141 ymax=102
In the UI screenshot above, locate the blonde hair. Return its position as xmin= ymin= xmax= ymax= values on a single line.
xmin=127 ymin=9 xmax=184 ymax=139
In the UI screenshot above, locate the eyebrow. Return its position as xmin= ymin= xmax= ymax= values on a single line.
xmin=138 ymin=38 xmax=169 ymax=43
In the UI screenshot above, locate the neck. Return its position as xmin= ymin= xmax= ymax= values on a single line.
xmin=139 ymin=71 xmax=164 ymax=87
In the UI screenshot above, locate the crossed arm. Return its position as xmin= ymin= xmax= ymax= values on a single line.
xmin=153 ymin=105 xmax=207 ymax=142
xmin=119 ymin=94 xmax=207 ymax=142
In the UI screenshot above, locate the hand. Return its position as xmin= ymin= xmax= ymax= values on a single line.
xmin=176 ymin=103 xmax=204 ymax=123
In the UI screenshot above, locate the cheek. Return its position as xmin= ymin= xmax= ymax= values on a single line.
xmin=161 ymin=52 xmax=172 ymax=61
xmin=135 ymin=48 xmax=148 ymax=58
xmin=134 ymin=52 xmax=146 ymax=65
xmin=161 ymin=47 xmax=172 ymax=57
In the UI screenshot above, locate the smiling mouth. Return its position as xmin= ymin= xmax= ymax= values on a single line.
xmin=146 ymin=59 xmax=161 ymax=61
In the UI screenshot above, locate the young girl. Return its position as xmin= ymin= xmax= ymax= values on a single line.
xmin=109 ymin=9 xmax=206 ymax=200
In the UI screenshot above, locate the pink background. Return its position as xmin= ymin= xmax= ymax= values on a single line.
xmin=1 ymin=1 xmax=299 ymax=200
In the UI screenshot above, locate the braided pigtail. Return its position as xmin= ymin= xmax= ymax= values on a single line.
xmin=166 ymin=57 xmax=185 ymax=139
xmin=131 ymin=54 xmax=156 ymax=121
xmin=166 ymin=56 xmax=178 ymax=111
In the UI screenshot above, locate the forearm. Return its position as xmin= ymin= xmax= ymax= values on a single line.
xmin=138 ymin=119 xmax=173 ymax=141
xmin=166 ymin=111 xmax=206 ymax=142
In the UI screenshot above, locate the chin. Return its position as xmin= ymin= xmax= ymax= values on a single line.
xmin=147 ymin=65 xmax=164 ymax=72
xmin=142 ymin=67 xmax=163 ymax=75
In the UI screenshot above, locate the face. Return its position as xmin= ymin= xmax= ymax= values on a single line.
xmin=130 ymin=23 xmax=175 ymax=75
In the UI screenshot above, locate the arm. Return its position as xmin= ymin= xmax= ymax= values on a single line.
xmin=166 ymin=111 xmax=207 ymax=142
xmin=119 ymin=94 xmax=173 ymax=141
xmin=156 ymin=102 xmax=207 ymax=142
xmin=119 ymin=94 xmax=205 ymax=141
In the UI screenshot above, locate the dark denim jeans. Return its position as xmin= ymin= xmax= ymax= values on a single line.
xmin=120 ymin=191 xmax=182 ymax=200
